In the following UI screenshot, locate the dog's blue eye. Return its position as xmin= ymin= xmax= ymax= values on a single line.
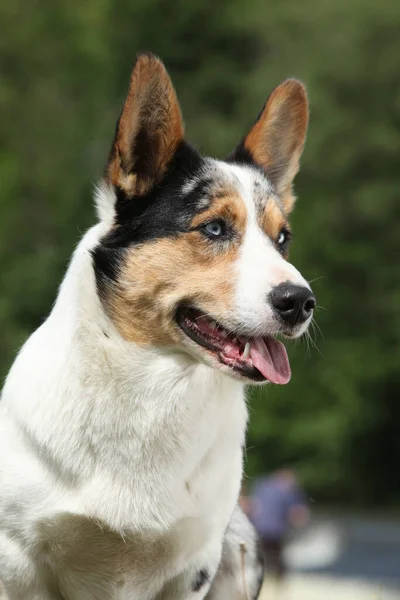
xmin=277 ymin=231 xmax=286 ymax=245
xmin=204 ymin=221 xmax=224 ymax=237
xmin=276 ymin=228 xmax=291 ymax=252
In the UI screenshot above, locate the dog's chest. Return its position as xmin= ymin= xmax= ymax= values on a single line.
xmin=44 ymin=463 xmax=242 ymax=600
xmin=42 ymin=513 xmax=204 ymax=599
xmin=78 ymin=366 xmax=247 ymax=527
xmin=41 ymin=372 xmax=247 ymax=598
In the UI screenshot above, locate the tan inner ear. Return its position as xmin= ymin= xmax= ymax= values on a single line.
xmin=106 ymin=54 xmax=184 ymax=197
xmin=243 ymin=79 xmax=308 ymax=202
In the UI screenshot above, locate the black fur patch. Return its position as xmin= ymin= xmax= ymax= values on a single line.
xmin=228 ymin=143 xmax=270 ymax=185
xmin=92 ymin=141 xmax=211 ymax=293
xmin=228 ymin=141 xmax=255 ymax=168
xmin=192 ymin=568 xmax=210 ymax=592
xmin=130 ymin=123 xmax=160 ymax=181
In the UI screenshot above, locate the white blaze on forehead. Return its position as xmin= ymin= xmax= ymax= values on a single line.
xmin=204 ymin=158 xmax=273 ymax=201
xmin=209 ymin=159 xmax=309 ymax=334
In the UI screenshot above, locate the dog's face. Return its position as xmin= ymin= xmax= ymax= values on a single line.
xmin=93 ymin=53 xmax=315 ymax=385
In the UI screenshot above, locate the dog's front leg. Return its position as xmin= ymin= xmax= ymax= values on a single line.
xmin=156 ymin=541 xmax=223 ymax=600
xmin=206 ymin=505 xmax=264 ymax=600
xmin=159 ymin=506 xmax=264 ymax=600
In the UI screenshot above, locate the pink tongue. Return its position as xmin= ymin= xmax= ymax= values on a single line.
xmin=250 ymin=337 xmax=291 ymax=385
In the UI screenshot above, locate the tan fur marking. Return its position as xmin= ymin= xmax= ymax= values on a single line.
xmin=261 ymin=200 xmax=287 ymax=242
xmin=281 ymin=188 xmax=296 ymax=214
xmin=104 ymin=234 xmax=240 ymax=346
xmin=102 ymin=193 xmax=249 ymax=346
xmin=190 ymin=193 xmax=247 ymax=233
xmin=107 ymin=54 xmax=184 ymax=197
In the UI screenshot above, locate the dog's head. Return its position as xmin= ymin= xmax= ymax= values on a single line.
xmin=92 ymin=53 xmax=315 ymax=385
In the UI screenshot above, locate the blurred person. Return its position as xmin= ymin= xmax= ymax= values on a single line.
xmin=249 ymin=469 xmax=310 ymax=581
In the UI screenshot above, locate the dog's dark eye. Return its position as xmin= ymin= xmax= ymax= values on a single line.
xmin=276 ymin=228 xmax=291 ymax=252
xmin=203 ymin=220 xmax=225 ymax=237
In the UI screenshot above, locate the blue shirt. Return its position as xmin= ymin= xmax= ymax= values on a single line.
xmin=250 ymin=475 xmax=307 ymax=539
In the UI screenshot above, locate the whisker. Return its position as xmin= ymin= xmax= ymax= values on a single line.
xmin=308 ymin=275 xmax=327 ymax=285
xmin=312 ymin=319 xmax=325 ymax=340
xmin=310 ymin=338 xmax=323 ymax=356
xmin=194 ymin=312 xmax=214 ymax=321
xmin=315 ymin=305 xmax=328 ymax=312
xmin=304 ymin=330 xmax=311 ymax=358
xmin=308 ymin=320 xmax=323 ymax=355
xmin=307 ymin=331 xmax=318 ymax=355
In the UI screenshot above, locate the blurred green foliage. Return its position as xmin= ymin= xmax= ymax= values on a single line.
xmin=0 ymin=0 xmax=399 ymax=506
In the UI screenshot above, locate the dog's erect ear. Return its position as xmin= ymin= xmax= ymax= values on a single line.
xmin=232 ymin=79 xmax=308 ymax=212
xmin=106 ymin=53 xmax=184 ymax=198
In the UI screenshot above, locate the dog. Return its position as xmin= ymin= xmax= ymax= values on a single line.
xmin=0 ymin=53 xmax=314 ymax=599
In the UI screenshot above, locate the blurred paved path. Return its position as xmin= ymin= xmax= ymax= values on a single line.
xmin=285 ymin=514 xmax=400 ymax=585
xmin=259 ymin=514 xmax=400 ymax=600
xmin=261 ymin=574 xmax=400 ymax=600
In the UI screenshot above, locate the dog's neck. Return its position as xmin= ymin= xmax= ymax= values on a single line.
xmin=4 ymin=224 xmax=246 ymax=528
xmin=51 ymin=223 xmax=237 ymax=402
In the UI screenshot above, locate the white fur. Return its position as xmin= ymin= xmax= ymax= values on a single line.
xmin=0 ymin=161 xmax=312 ymax=598
xmin=234 ymin=165 xmax=310 ymax=335
xmin=0 ymin=218 xmax=252 ymax=599
xmin=94 ymin=181 xmax=117 ymax=227
xmin=208 ymin=161 xmax=311 ymax=337
xmin=208 ymin=505 xmax=264 ymax=600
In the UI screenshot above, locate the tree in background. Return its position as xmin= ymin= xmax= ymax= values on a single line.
xmin=0 ymin=0 xmax=399 ymax=505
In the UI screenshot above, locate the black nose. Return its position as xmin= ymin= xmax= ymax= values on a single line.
xmin=269 ymin=283 xmax=316 ymax=326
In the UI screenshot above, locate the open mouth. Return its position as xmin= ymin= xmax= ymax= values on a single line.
xmin=176 ymin=306 xmax=291 ymax=384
